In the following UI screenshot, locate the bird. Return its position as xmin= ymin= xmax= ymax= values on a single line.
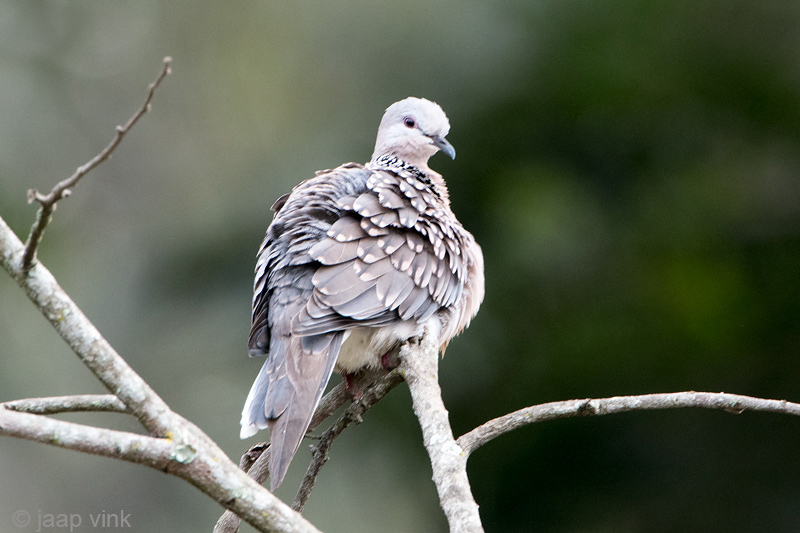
xmin=240 ymin=97 xmax=485 ymax=491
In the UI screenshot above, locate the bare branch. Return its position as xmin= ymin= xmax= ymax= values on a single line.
xmin=0 ymin=406 xmax=171 ymax=468
xmin=214 ymin=510 xmax=244 ymax=533
xmin=5 ymin=394 xmax=127 ymax=414
xmin=2 ymin=214 xmax=322 ymax=532
xmin=292 ymin=369 xmax=404 ymax=512
xmin=215 ymin=366 xmax=402 ymax=533
xmin=2 ymin=406 xmax=321 ymax=532
xmin=2 ymin=406 xmax=322 ymax=533
xmin=457 ymin=391 xmax=800 ymax=457
xmin=309 ymin=381 xmax=350 ymax=428
xmin=215 ymin=446 xmax=274 ymax=533
xmin=21 ymin=57 xmax=172 ymax=270
xmin=0 ymin=58 xmax=328 ymax=532
xmin=2 ymin=214 xmax=175 ymax=436
xmin=400 ymin=329 xmax=484 ymax=533
xmin=239 ymin=442 xmax=269 ymax=471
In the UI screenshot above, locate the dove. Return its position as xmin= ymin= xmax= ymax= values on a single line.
xmin=241 ymin=97 xmax=484 ymax=490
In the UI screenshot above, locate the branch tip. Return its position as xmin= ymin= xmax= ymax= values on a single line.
xmin=19 ymin=56 xmax=173 ymax=270
xmin=456 ymin=391 xmax=800 ymax=458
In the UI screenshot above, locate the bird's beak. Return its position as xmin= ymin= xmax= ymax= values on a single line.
xmin=430 ymin=134 xmax=456 ymax=160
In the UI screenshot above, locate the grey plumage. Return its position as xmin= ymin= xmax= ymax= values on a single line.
xmin=241 ymin=97 xmax=485 ymax=491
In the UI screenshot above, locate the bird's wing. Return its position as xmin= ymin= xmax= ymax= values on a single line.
xmin=293 ymin=166 xmax=473 ymax=337
xmin=243 ymin=164 xmax=373 ymax=489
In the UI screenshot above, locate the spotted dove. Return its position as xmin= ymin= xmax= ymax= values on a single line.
xmin=241 ymin=97 xmax=485 ymax=490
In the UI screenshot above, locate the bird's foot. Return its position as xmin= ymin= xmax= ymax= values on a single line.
xmin=343 ymin=372 xmax=363 ymax=400
xmin=381 ymin=350 xmax=400 ymax=370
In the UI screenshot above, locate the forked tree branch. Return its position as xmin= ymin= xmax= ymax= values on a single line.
xmin=1 ymin=172 xmax=319 ymax=533
xmin=0 ymin=58 xmax=322 ymax=533
xmin=2 ymin=213 xmax=176 ymax=437
xmin=456 ymin=392 xmax=800 ymax=457
xmin=292 ymin=369 xmax=405 ymax=512
xmin=21 ymin=57 xmax=172 ymax=271
xmin=4 ymin=56 xmax=800 ymax=533
xmin=215 ymin=366 xmax=404 ymax=533
xmin=399 ymin=330 xmax=484 ymax=533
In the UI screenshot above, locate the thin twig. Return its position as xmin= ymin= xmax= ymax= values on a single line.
xmin=215 ymin=366 xmax=401 ymax=533
xmin=238 ymin=442 xmax=268 ymax=471
xmin=292 ymin=369 xmax=404 ymax=513
xmin=456 ymin=391 xmax=800 ymax=458
xmin=21 ymin=57 xmax=172 ymax=270
xmin=5 ymin=394 xmax=127 ymax=414
xmin=244 ymin=373 xmax=382 ymax=484
xmin=400 ymin=329 xmax=484 ymax=533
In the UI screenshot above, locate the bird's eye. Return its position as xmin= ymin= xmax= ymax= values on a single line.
xmin=403 ymin=116 xmax=416 ymax=128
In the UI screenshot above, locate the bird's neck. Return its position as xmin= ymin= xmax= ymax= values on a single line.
xmin=369 ymin=154 xmax=451 ymax=207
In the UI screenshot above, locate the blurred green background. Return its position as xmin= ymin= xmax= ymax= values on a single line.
xmin=1 ymin=1 xmax=800 ymax=532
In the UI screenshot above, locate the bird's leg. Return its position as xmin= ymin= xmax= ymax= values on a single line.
xmin=381 ymin=345 xmax=403 ymax=370
xmin=343 ymin=371 xmax=363 ymax=400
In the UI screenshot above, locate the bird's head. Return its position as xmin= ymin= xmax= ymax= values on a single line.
xmin=371 ymin=97 xmax=455 ymax=170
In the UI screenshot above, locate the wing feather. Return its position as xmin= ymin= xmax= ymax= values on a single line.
xmin=327 ymin=216 xmax=364 ymax=242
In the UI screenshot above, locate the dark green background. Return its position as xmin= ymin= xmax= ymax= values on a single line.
xmin=1 ymin=1 xmax=799 ymax=531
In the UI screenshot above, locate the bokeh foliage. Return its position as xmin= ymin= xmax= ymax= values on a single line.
xmin=1 ymin=1 xmax=799 ymax=532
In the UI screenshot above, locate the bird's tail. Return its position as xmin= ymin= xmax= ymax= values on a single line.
xmin=241 ymin=332 xmax=344 ymax=491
